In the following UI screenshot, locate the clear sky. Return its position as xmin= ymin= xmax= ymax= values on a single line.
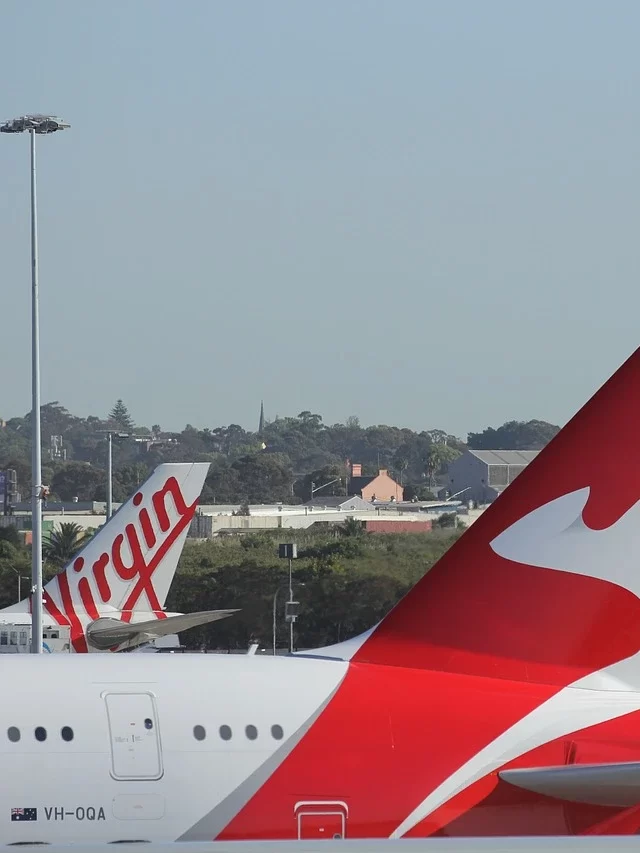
xmin=1 ymin=0 xmax=639 ymax=439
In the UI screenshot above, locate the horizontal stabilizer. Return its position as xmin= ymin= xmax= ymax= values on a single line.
xmin=499 ymin=761 xmax=640 ymax=807
xmin=86 ymin=610 xmax=238 ymax=650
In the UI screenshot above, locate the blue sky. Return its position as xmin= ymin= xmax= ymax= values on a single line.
xmin=1 ymin=0 xmax=639 ymax=438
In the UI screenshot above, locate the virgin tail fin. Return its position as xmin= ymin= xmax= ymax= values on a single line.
xmin=2 ymin=462 xmax=209 ymax=651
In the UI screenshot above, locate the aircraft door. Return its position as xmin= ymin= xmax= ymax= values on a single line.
xmin=295 ymin=801 xmax=348 ymax=839
xmin=104 ymin=692 xmax=163 ymax=781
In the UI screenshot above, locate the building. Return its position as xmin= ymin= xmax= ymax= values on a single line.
xmin=444 ymin=449 xmax=539 ymax=505
xmin=348 ymin=463 xmax=404 ymax=503
xmin=361 ymin=518 xmax=432 ymax=534
xmin=304 ymin=495 xmax=373 ymax=512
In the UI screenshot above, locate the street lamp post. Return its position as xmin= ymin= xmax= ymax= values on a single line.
xmin=1 ymin=114 xmax=70 ymax=653
xmin=309 ymin=477 xmax=342 ymax=501
xmin=107 ymin=432 xmax=113 ymax=520
xmin=95 ymin=430 xmax=133 ymax=520
xmin=8 ymin=566 xmax=30 ymax=604
xmin=272 ymin=582 xmax=305 ymax=656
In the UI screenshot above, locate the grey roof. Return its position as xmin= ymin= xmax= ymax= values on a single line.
xmin=347 ymin=476 xmax=375 ymax=494
xmin=305 ymin=495 xmax=372 ymax=509
xmin=467 ymin=450 xmax=540 ymax=466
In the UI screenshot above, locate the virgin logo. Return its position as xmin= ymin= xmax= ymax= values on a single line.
xmin=68 ymin=476 xmax=197 ymax=619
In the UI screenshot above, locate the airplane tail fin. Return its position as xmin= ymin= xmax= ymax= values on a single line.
xmin=350 ymin=348 xmax=640 ymax=687
xmin=2 ymin=462 xmax=209 ymax=651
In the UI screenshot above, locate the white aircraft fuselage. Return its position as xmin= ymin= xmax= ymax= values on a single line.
xmin=1 ymin=654 xmax=346 ymax=845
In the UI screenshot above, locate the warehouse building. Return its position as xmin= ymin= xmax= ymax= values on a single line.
xmin=444 ymin=449 xmax=540 ymax=505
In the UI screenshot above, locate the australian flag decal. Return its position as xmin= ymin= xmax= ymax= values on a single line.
xmin=11 ymin=808 xmax=37 ymax=822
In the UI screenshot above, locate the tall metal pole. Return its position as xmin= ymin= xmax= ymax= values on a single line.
xmin=107 ymin=432 xmax=113 ymax=519
xmin=272 ymin=587 xmax=279 ymax=656
xmin=288 ymin=557 xmax=294 ymax=654
xmin=30 ymin=128 xmax=43 ymax=655
xmin=274 ymin=581 xmax=304 ymax=655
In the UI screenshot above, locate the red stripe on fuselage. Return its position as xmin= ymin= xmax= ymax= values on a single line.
xmin=216 ymin=662 xmax=556 ymax=840
xmin=412 ymin=708 xmax=640 ymax=837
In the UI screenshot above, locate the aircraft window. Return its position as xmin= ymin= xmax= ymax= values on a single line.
xmin=271 ymin=724 xmax=284 ymax=740
xmin=245 ymin=725 xmax=258 ymax=741
xmin=193 ymin=725 xmax=206 ymax=741
xmin=219 ymin=725 xmax=232 ymax=741
xmin=7 ymin=727 xmax=20 ymax=742
xmin=34 ymin=727 xmax=47 ymax=742
xmin=61 ymin=726 xmax=74 ymax=742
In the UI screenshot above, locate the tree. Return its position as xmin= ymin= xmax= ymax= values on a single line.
xmin=231 ymin=453 xmax=294 ymax=504
xmin=467 ymin=419 xmax=560 ymax=450
xmin=294 ymin=464 xmax=347 ymax=502
xmin=51 ymin=462 xmax=105 ymax=502
xmin=112 ymin=463 xmax=150 ymax=501
xmin=109 ymin=400 xmax=135 ymax=432
xmin=201 ymin=457 xmax=241 ymax=504
xmin=425 ymin=444 xmax=461 ymax=488
xmin=43 ymin=522 xmax=94 ymax=567
xmin=434 ymin=512 xmax=457 ymax=529
xmin=403 ymin=484 xmax=436 ymax=501
xmin=393 ymin=455 xmax=409 ymax=486
xmin=0 ymin=526 xmax=21 ymax=548
xmin=392 ymin=438 xmax=425 ymax=478
xmin=341 ymin=517 xmax=364 ymax=538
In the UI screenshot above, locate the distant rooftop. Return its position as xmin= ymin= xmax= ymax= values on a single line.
xmin=305 ymin=495 xmax=372 ymax=509
xmin=467 ymin=450 xmax=540 ymax=466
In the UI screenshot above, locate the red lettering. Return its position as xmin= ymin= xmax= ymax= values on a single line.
xmin=120 ymin=499 xmax=198 ymax=621
xmin=91 ymin=553 xmax=112 ymax=602
xmin=42 ymin=582 xmax=69 ymax=627
xmin=152 ymin=477 xmax=189 ymax=533
xmin=139 ymin=506 xmax=156 ymax=548
xmin=73 ymin=558 xmax=84 ymax=573
xmin=57 ymin=573 xmax=88 ymax=653
xmin=133 ymin=492 xmax=143 ymax=506
xmin=111 ymin=525 xmax=146 ymax=582
xmin=78 ymin=577 xmax=100 ymax=621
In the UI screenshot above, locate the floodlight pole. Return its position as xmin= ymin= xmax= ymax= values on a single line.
xmin=107 ymin=432 xmax=113 ymax=519
xmin=272 ymin=580 xmax=305 ymax=655
xmin=2 ymin=116 xmax=70 ymax=652
xmin=30 ymin=127 xmax=44 ymax=654
xmin=288 ymin=557 xmax=294 ymax=653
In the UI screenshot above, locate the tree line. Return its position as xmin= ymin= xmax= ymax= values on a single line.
xmin=0 ymin=524 xmax=464 ymax=650
xmin=0 ymin=399 xmax=560 ymax=506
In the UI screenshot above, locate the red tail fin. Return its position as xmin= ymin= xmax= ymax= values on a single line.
xmin=353 ymin=348 xmax=640 ymax=686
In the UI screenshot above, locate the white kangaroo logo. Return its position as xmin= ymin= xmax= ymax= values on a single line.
xmin=490 ymin=487 xmax=640 ymax=600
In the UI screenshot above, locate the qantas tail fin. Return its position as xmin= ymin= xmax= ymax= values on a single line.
xmin=347 ymin=348 xmax=640 ymax=686
xmin=1 ymin=462 xmax=209 ymax=650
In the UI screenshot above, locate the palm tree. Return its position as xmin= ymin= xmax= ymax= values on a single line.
xmin=341 ymin=517 xmax=364 ymax=538
xmin=43 ymin=522 xmax=94 ymax=567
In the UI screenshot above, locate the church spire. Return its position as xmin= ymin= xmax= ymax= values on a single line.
xmin=258 ymin=400 xmax=265 ymax=435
